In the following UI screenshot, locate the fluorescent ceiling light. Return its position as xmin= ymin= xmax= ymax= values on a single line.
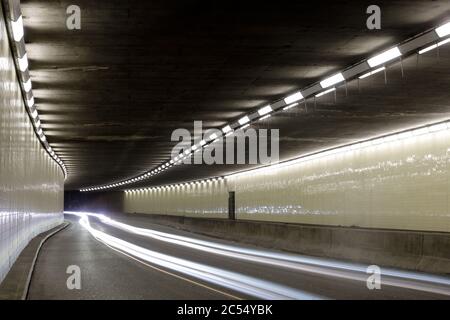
xmin=358 ymin=66 xmax=385 ymax=79
xmin=37 ymin=128 xmax=43 ymax=135
xmin=284 ymin=92 xmax=303 ymax=104
xmin=23 ymin=79 xmax=32 ymax=92
xmin=11 ymin=16 xmax=24 ymax=42
xmin=436 ymin=21 xmax=450 ymax=38
xmin=200 ymin=139 xmax=206 ymax=146
xmin=209 ymin=133 xmax=218 ymax=140
xmin=241 ymin=124 xmax=250 ymax=129
xmin=315 ymin=87 xmax=336 ymax=97
xmin=283 ymin=103 xmax=298 ymax=111
xmin=320 ymin=73 xmax=345 ymax=88
xmin=191 ymin=145 xmax=198 ymax=151
xmin=18 ymin=53 xmax=28 ymax=72
xmin=222 ymin=125 xmax=232 ymax=133
xmin=258 ymin=105 xmax=272 ymax=116
xmin=367 ymin=47 xmax=401 ymax=67
xmin=259 ymin=115 xmax=271 ymax=121
xmin=238 ymin=116 xmax=250 ymax=125
xmin=31 ymin=109 xmax=38 ymax=118
xmin=27 ymin=96 xmax=34 ymax=107
xmin=418 ymin=38 xmax=450 ymax=54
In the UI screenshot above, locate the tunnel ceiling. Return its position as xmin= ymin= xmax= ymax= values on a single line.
xmin=21 ymin=0 xmax=450 ymax=190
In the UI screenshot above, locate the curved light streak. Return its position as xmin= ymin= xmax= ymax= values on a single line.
xmin=70 ymin=211 xmax=321 ymax=300
xmin=66 ymin=211 xmax=450 ymax=297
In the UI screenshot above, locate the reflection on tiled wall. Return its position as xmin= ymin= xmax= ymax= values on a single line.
xmin=228 ymin=128 xmax=450 ymax=232
xmin=125 ymin=179 xmax=228 ymax=219
xmin=125 ymin=124 xmax=450 ymax=233
xmin=0 ymin=13 xmax=64 ymax=283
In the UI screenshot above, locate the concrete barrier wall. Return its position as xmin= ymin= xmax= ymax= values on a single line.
xmin=125 ymin=122 xmax=450 ymax=233
xmin=125 ymin=213 xmax=450 ymax=275
xmin=0 ymin=8 xmax=64 ymax=284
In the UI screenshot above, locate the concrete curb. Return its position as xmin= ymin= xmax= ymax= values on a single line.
xmin=0 ymin=221 xmax=70 ymax=300
xmin=21 ymin=221 xmax=70 ymax=300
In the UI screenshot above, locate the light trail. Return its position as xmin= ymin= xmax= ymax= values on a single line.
xmin=70 ymin=211 xmax=322 ymax=300
xmin=65 ymin=211 xmax=450 ymax=297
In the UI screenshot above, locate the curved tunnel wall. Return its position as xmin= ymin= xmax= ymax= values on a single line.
xmin=125 ymin=124 xmax=450 ymax=233
xmin=0 ymin=10 xmax=64 ymax=283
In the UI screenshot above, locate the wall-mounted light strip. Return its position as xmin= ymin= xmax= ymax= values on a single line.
xmin=122 ymin=119 xmax=450 ymax=194
xmin=283 ymin=103 xmax=299 ymax=111
xmin=315 ymin=87 xmax=335 ymax=97
xmin=3 ymin=3 xmax=67 ymax=178
xmin=418 ymin=38 xmax=450 ymax=54
xmin=81 ymin=19 xmax=449 ymax=192
xmin=358 ymin=66 xmax=385 ymax=79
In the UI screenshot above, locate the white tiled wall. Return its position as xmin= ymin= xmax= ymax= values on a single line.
xmin=228 ymin=128 xmax=450 ymax=232
xmin=125 ymin=125 xmax=450 ymax=233
xmin=0 ymin=9 xmax=64 ymax=283
xmin=125 ymin=179 xmax=228 ymax=219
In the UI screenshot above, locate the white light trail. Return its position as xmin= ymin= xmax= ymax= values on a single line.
xmin=66 ymin=211 xmax=450 ymax=297
xmin=68 ymin=212 xmax=320 ymax=300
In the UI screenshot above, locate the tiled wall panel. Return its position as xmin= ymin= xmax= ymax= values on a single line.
xmin=125 ymin=126 xmax=450 ymax=233
xmin=227 ymin=128 xmax=450 ymax=232
xmin=0 ymin=11 xmax=64 ymax=283
xmin=125 ymin=180 xmax=228 ymax=219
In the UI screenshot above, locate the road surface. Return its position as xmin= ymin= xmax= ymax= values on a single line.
xmin=27 ymin=212 xmax=450 ymax=299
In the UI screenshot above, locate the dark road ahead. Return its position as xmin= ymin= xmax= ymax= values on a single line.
xmin=27 ymin=213 xmax=450 ymax=300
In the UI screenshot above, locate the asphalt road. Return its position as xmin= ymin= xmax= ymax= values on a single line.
xmin=27 ymin=213 xmax=450 ymax=300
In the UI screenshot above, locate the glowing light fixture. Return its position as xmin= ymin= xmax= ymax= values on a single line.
xmin=259 ymin=115 xmax=271 ymax=121
xmin=315 ymin=87 xmax=336 ymax=97
xmin=367 ymin=47 xmax=401 ymax=67
xmin=11 ymin=16 xmax=24 ymax=42
xmin=23 ymin=79 xmax=32 ymax=92
xmin=320 ymin=73 xmax=344 ymax=89
xmin=359 ymin=66 xmax=385 ymax=79
xmin=18 ymin=53 xmax=28 ymax=72
xmin=222 ymin=125 xmax=232 ymax=134
xmin=258 ymin=105 xmax=272 ymax=116
xmin=27 ymin=96 xmax=34 ymax=107
xmin=238 ymin=116 xmax=250 ymax=125
xmin=284 ymin=92 xmax=303 ymax=104
xmin=435 ymin=21 xmax=450 ymax=38
xmin=418 ymin=38 xmax=450 ymax=54
xmin=283 ymin=103 xmax=298 ymax=111
xmin=209 ymin=133 xmax=218 ymax=140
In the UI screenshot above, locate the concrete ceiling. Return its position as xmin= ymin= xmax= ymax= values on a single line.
xmin=21 ymin=0 xmax=450 ymax=190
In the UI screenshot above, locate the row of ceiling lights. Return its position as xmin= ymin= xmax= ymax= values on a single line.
xmin=80 ymin=20 xmax=450 ymax=192
xmin=124 ymin=118 xmax=450 ymax=191
xmin=6 ymin=3 xmax=67 ymax=178
xmin=124 ymin=176 xmax=225 ymax=193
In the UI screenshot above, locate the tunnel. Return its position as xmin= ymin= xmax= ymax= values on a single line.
xmin=0 ymin=0 xmax=450 ymax=307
